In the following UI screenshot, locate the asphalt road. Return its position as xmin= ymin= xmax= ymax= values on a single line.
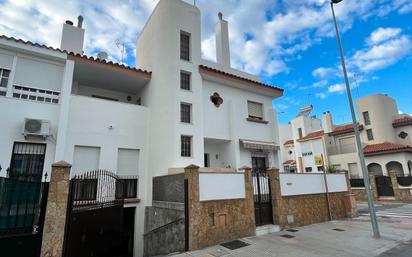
xmin=379 ymin=239 xmax=412 ymax=257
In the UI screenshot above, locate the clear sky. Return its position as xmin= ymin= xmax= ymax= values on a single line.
xmin=0 ymin=0 xmax=411 ymax=125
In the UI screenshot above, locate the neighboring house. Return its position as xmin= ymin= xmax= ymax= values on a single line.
xmin=0 ymin=0 xmax=283 ymax=255
xmin=279 ymin=94 xmax=412 ymax=178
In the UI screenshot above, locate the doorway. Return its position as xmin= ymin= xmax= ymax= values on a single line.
xmin=251 ymin=156 xmax=273 ymax=226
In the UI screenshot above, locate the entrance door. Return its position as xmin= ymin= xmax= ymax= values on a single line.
xmin=375 ymin=176 xmax=395 ymax=197
xmin=9 ymin=142 xmax=46 ymax=182
xmin=252 ymin=157 xmax=273 ymax=226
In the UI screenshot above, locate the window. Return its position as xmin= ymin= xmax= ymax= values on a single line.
xmin=180 ymin=71 xmax=191 ymax=90
xmin=180 ymin=103 xmax=191 ymax=123
xmin=366 ymin=129 xmax=374 ymax=141
xmin=305 ymin=167 xmax=312 ymax=172
xmin=0 ymin=68 xmax=10 ymax=96
xmin=12 ymin=85 xmax=60 ymax=104
xmin=180 ymin=31 xmax=190 ymax=61
xmin=317 ymin=166 xmax=325 ymax=172
xmin=247 ymin=101 xmax=263 ymax=120
xmin=181 ymin=135 xmax=192 ymax=157
xmin=204 ymin=153 xmax=210 ymax=167
xmin=298 ymin=128 xmax=303 ymax=139
xmin=363 ymin=111 xmax=371 ymax=125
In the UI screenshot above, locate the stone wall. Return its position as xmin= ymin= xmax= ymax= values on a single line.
xmin=269 ymin=169 xmax=355 ymax=228
xmin=153 ymin=173 xmax=185 ymax=203
xmin=185 ymin=165 xmax=255 ymax=251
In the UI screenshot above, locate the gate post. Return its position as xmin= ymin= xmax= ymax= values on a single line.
xmin=238 ymin=166 xmax=256 ymax=226
xmin=368 ymin=174 xmax=378 ymax=200
xmin=40 ymin=161 xmax=71 ymax=257
xmin=267 ymin=168 xmax=282 ymax=225
xmin=389 ymin=171 xmax=400 ymax=200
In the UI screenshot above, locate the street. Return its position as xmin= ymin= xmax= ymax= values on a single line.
xmin=172 ymin=203 xmax=412 ymax=257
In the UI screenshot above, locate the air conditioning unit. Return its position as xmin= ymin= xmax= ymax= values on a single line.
xmin=23 ymin=118 xmax=51 ymax=137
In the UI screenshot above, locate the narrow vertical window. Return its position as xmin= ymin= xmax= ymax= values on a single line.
xmin=0 ymin=68 xmax=10 ymax=96
xmin=180 ymin=71 xmax=191 ymax=90
xmin=298 ymin=128 xmax=303 ymax=139
xmin=180 ymin=31 xmax=190 ymax=61
xmin=363 ymin=111 xmax=371 ymax=125
xmin=180 ymin=103 xmax=191 ymax=123
xmin=181 ymin=135 xmax=192 ymax=157
xmin=366 ymin=129 xmax=374 ymax=141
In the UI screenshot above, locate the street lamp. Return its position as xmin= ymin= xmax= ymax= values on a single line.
xmin=330 ymin=0 xmax=380 ymax=238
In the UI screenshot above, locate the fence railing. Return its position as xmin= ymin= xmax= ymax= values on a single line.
xmin=397 ymin=176 xmax=412 ymax=187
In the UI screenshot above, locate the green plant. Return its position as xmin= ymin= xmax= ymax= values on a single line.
xmin=326 ymin=165 xmax=337 ymax=173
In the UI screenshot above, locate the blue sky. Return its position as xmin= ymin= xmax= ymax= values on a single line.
xmin=0 ymin=0 xmax=411 ymax=124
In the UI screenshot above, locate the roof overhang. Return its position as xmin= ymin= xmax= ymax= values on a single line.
xmin=240 ymin=139 xmax=280 ymax=151
xmin=364 ymin=148 xmax=412 ymax=157
xmin=199 ymin=65 xmax=283 ymax=98
xmin=69 ymin=54 xmax=151 ymax=94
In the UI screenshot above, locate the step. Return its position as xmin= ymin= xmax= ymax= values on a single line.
xmin=255 ymin=224 xmax=281 ymax=236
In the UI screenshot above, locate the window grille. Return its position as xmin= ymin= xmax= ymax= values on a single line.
xmin=12 ymin=85 xmax=60 ymax=104
xmin=180 ymin=32 xmax=190 ymax=61
xmin=366 ymin=129 xmax=374 ymax=141
xmin=181 ymin=135 xmax=192 ymax=157
xmin=0 ymin=68 xmax=10 ymax=96
xmin=181 ymin=103 xmax=191 ymax=123
xmin=180 ymin=71 xmax=191 ymax=90
xmin=363 ymin=111 xmax=371 ymax=125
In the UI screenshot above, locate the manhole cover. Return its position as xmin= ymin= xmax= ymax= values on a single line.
xmin=220 ymin=240 xmax=250 ymax=250
xmin=286 ymin=229 xmax=299 ymax=232
xmin=332 ymin=228 xmax=345 ymax=232
xmin=280 ymin=234 xmax=295 ymax=238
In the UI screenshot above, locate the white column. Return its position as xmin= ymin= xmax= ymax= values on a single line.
xmin=5 ymin=55 xmax=17 ymax=97
xmin=54 ymin=60 xmax=74 ymax=162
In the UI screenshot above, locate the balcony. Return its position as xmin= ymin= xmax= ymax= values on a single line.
xmin=327 ymin=143 xmax=357 ymax=155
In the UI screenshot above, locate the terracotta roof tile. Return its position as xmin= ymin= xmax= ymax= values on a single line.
xmin=198 ymin=65 xmax=283 ymax=94
xmin=392 ymin=116 xmax=412 ymax=128
xmin=297 ymin=130 xmax=324 ymax=142
xmin=283 ymin=160 xmax=296 ymax=165
xmin=363 ymin=141 xmax=412 ymax=156
xmin=284 ymin=139 xmax=294 ymax=145
xmin=329 ymin=123 xmax=363 ymax=136
xmin=0 ymin=34 xmax=152 ymax=75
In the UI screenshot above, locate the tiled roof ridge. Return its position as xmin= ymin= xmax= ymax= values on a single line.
xmin=199 ymin=65 xmax=283 ymax=93
xmin=363 ymin=141 xmax=412 ymax=156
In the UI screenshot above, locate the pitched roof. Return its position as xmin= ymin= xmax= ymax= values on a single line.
xmin=297 ymin=130 xmax=324 ymax=142
xmin=283 ymin=159 xmax=296 ymax=165
xmin=284 ymin=139 xmax=294 ymax=145
xmin=392 ymin=116 xmax=412 ymax=128
xmin=363 ymin=141 xmax=412 ymax=156
xmin=68 ymin=53 xmax=151 ymax=76
xmin=198 ymin=65 xmax=284 ymax=94
xmin=329 ymin=123 xmax=364 ymax=136
xmin=1 ymin=34 xmax=152 ymax=76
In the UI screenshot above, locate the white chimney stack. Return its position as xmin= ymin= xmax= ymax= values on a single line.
xmin=322 ymin=111 xmax=334 ymax=133
xmin=60 ymin=15 xmax=85 ymax=54
xmin=215 ymin=12 xmax=230 ymax=69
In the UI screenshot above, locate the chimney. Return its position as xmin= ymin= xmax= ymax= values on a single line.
xmin=322 ymin=111 xmax=334 ymax=133
xmin=60 ymin=15 xmax=85 ymax=54
xmin=215 ymin=12 xmax=230 ymax=69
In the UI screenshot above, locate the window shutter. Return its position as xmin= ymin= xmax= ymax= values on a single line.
xmin=248 ymin=101 xmax=263 ymax=119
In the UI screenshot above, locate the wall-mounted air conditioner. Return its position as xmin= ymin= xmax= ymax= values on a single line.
xmin=23 ymin=118 xmax=51 ymax=137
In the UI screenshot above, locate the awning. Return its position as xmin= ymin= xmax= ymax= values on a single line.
xmin=240 ymin=139 xmax=279 ymax=151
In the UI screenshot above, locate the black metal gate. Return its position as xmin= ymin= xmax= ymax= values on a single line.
xmin=252 ymin=156 xmax=273 ymax=226
xmin=0 ymin=173 xmax=49 ymax=257
xmin=375 ymin=176 xmax=395 ymax=197
xmin=63 ymin=170 xmax=125 ymax=257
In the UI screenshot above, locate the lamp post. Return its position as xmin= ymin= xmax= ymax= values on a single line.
xmin=330 ymin=0 xmax=380 ymax=238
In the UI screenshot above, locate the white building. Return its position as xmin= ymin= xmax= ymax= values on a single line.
xmin=279 ymin=94 xmax=412 ymax=178
xmin=0 ymin=0 xmax=283 ymax=255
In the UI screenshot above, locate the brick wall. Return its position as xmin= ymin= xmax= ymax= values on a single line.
xmin=185 ymin=165 xmax=255 ymax=251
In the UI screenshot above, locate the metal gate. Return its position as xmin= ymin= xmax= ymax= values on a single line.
xmin=0 ymin=173 xmax=49 ymax=257
xmin=252 ymin=171 xmax=273 ymax=226
xmin=63 ymin=170 xmax=125 ymax=257
xmin=375 ymin=176 xmax=395 ymax=197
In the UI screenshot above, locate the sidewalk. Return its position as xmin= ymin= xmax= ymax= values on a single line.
xmin=171 ymin=215 xmax=412 ymax=257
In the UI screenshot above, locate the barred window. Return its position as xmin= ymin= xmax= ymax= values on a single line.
xmin=180 ymin=31 xmax=190 ymax=61
xmin=366 ymin=129 xmax=374 ymax=141
xmin=247 ymin=101 xmax=263 ymax=120
xmin=180 ymin=103 xmax=191 ymax=123
xmin=0 ymin=68 xmax=10 ymax=96
xmin=180 ymin=71 xmax=191 ymax=90
xmin=363 ymin=111 xmax=371 ymax=125
xmin=181 ymin=135 xmax=192 ymax=157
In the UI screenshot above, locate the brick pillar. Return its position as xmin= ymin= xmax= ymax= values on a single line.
xmin=368 ymin=174 xmax=379 ymax=200
xmin=267 ymin=168 xmax=283 ymax=225
xmin=184 ymin=164 xmax=200 ymax=251
xmin=389 ymin=171 xmax=401 ymax=200
xmin=343 ymin=171 xmax=358 ymax=217
xmin=40 ymin=161 xmax=71 ymax=257
xmin=238 ymin=166 xmax=256 ymax=227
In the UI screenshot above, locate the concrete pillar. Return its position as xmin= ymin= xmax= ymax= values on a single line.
xmin=184 ymin=164 xmax=200 ymax=251
xmin=267 ymin=168 xmax=282 ymax=225
xmin=389 ymin=171 xmax=400 ymax=200
xmin=238 ymin=166 xmax=255 ymax=226
xmin=40 ymin=161 xmax=71 ymax=257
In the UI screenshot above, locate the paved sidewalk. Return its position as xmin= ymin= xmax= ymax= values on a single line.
xmin=171 ymin=213 xmax=412 ymax=257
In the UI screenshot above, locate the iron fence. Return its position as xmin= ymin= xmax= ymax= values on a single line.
xmin=350 ymin=178 xmax=365 ymax=188
xmin=397 ymin=176 xmax=412 ymax=187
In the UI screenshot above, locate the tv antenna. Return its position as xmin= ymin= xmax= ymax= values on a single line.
xmin=115 ymin=40 xmax=125 ymax=64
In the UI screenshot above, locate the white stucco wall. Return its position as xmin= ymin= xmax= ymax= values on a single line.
xmin=199 ymin=172 xmax=246 ymax=201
